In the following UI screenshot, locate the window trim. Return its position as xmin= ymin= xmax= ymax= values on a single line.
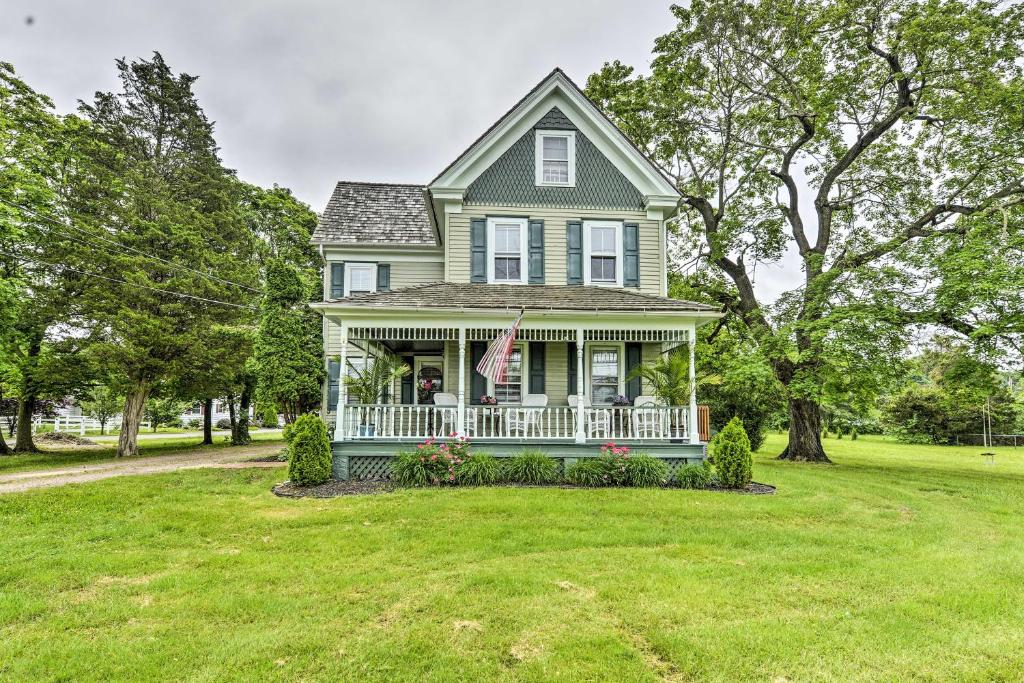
xmin=344 ymin=262 xmax=377 ymax=297
xmin=534 ymin=129 xmax=576 ymax=187
xmin=586 ymin=342 xmax=626 ymax=406
xmin=487 ymin=342 xmax=528 ymax=404
xmin=583 ymin=220 xmax=623 ymax=287
xmin=486 ymin=217 xmax=528 ymax=284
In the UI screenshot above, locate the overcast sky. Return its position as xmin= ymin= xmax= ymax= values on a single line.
xmin=2 ymin=0 xmax=798 ymax=301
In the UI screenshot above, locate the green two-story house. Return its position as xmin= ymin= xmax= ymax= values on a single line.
xmin=310 ymin=69 xmax=721 ymax=480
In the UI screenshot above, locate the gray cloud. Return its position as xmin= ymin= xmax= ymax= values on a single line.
xmin=2 ymin=0 xmax=797 ymax=302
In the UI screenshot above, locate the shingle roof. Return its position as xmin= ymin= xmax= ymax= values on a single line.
xmin=322 ymin=282 xmax=719 ymax=313
xmin=312 ymin=181 xmax=436 ymax=245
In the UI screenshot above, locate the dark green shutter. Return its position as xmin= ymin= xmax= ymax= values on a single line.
xmin=528 ymin=219 xmax=544 ymax=283
xmin=327 ymin=359 xmax=340 ymax=408
xmin=330 ymin=263 xmax=345 ymax=298
xmin=470 ymin=342 xmax=487 ymax=403
xmin=567 ymin=342 xmax=577 ymax=395
xmin=625 ymin=343 xmax=642 ymax=401
xmin=400 ymin=355 xmax=414 ymax=403
xmin=623 ymin=222 xmax=640 ymax=287
xmin=376 ymin=264 xmax=391 ymax=291
xmin=529 ymin=342 xmax=545 ymax=394
xmin=470 ymin=218 xmax=487 ymax=283
xmin=566 ymin=221 xmax=583 ymax=284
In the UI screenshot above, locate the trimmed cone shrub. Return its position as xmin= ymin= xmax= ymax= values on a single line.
xmin=566 ymin=459 xmax=608 ymax=487
xmin=622 ymin=453 xmax=669 ymax=487
xmin=676 ymin=461 xmax=712 ymax=489
xmin=710 ymin=416 xmax=753 ymax=489
xmin=455 ymin=452 xmax=502 ymax=485
xmin=287 ymin=414 xmax=332 ymax=486
xmin=504 ymin=450 xmax=560 ymax=484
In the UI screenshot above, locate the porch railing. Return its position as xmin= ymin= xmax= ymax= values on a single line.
xmin=336 ymin=404 xmax=692 ymax=442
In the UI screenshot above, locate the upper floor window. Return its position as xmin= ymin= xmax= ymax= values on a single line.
xmin=487 ymin=217 xmax=527 ymax=284
xmin=535 ymin=130 xmax=576 ymax=187
xmin=346 ymin=263 xmax=376 ymax=296
xmin=583 ymin=220 xmax=622 ymax=287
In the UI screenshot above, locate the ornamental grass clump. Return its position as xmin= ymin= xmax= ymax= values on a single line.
xmin=621 ymin=453 xmax=669 ymax=487
xmin=455 ymin=452 xmax=502 ymax=485
xmin=710 ymin=416 xmax=753 ymax=489
xmin=503 ymin=450 xmax=560 ymax=484
xmin=675 ymin=461 xmax=712 ymax=489
xmin=565 ymin=459 xmax=608 ymax=487
xmin=286 ymin=414 xmax=332 ymax=486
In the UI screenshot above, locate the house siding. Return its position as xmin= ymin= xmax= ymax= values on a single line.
xmin=447 ymin=205 xmax=665 ymax=296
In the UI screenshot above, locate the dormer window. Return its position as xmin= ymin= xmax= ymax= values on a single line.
xmin=535 ymin=130 xmax=576 ymax=187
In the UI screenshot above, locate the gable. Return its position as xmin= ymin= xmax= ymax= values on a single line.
xmin=464 ymin=107 xmax=644 ymax=210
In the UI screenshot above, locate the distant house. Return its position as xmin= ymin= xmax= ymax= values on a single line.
xmin=310 ymin=69 xmax=720 ymax=479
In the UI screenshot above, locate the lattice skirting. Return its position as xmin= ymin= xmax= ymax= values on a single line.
xmin=336 ymin=451 xmax=706 ymax=482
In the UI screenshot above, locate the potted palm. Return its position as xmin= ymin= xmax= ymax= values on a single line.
xmin=343 ymin=354 xmax=411 ymax=437
xmin=628 ymin=349 xmax=719 ymax=440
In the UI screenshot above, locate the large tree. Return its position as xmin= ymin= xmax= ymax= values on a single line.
xmin=77 ymin=53 xmax=258 ymax=457
xmin=587 ymin=0 xmax=1024 ymax=461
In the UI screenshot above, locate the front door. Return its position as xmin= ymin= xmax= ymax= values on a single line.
xmin=414 ymin=356 xmax=444 ymax=405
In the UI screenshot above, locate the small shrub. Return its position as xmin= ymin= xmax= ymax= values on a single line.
xmin=676 ymin=461 xmax=712 ymax=489
xmin=455 ymin=452 xmax=502 ymax=485
xmin=184 ymin=419 xmax=201 ymax=430
xmin=504 ymin=450 xmax=560 ymax=484
xmin=622 ymin=453 xmax=669 ymax=487
xmin=286 ymin=414 xmax=332 ymax=486
xmin=710 ymin=416 xmax=753 ymax=489
xmin=565 ymin=459 xmax=608 ymax=487
xmin=215 ymin=417 xmax=232 ymax=430
xmin=390 ymin=435 xmax=467 ymax=486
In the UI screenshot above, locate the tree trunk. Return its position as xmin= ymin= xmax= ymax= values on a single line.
xmin=0 ymin=426 xmax=9 ymax=455
xmin=228 ymin=394 xmax=238 ymax=444
xmin=99 ymin=418 xmax=106 ymax=436
xmin=233 ymin=381 xmax=252 ymax=446
xmin=14 ymin=396 xmax=36 ymax=453
xmin=202 ymin=398 xmax=213 ymax=445
xmin=117 ymin=382 xmax=151 ymax=458
xmin=778 ymin=397 xmax=831 ymax=462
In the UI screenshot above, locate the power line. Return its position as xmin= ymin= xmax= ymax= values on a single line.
xmin=0 ymin=248 xmax=258 ymax=310
xmin=0 ymin=198 xmax=264 ymax=295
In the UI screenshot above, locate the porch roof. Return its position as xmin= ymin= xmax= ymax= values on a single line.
xmin=314 ymin=283 xmax=719 ymax=314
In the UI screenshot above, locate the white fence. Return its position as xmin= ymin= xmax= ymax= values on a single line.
xmin=32 ymin=415 xmax=150 ymax=434
xmin=336 ymin=404 xmax=690 ymax=442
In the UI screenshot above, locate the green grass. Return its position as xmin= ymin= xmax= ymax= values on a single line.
xmin=1 ymin=434 xmax=1023 ymax=680
xmin=0 ymin=430 xmax=284 ymax=475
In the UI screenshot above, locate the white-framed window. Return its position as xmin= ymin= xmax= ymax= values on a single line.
xmin=583 ymin=220 xmax=623 ymax=287
xmin=534 ymin=130 xmax=576 ymax=187
xmin=487 ymin=217 xmax=528 ymax=284
xmin=588 ymin=344 xmax=624 ymax=406
xmin=491 ymin=343 xmax=525 ymax=403
xmin=345 ymin=263 xmax=376 ymax=296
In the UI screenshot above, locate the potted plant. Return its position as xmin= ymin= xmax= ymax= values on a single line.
xmin=343 ymin=354 xmax=411 ymax=437
xmin=628 ymin=349 xmax=720 ymax=440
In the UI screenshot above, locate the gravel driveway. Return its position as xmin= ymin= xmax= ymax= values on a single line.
xmin=0 ymin=443 xmax=286 ymax=494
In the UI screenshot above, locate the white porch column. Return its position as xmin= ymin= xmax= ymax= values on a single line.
xmin=688 ymin=324 xmax=700 ymax=444
xmin=575 ymin=327 xmax=586 ymax=444
xmin=457 ymin=326 xmax=466 ymax=434
xmin=336 ymin=322 xmax=348 ymax=441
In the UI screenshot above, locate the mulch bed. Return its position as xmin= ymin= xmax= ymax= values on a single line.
xmin=248 ymin=452 xmax=287 ymax=463
xmin=272 ymin=478 xmax=775 ymax=498
xmin=272 ymin=479 xmax=395 ymax=498
xmin=35 ymin=432 xmax=96 ymax=446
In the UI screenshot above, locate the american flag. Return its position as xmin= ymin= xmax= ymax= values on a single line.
xmin=476 ymin=309 xmax=524 ymax=384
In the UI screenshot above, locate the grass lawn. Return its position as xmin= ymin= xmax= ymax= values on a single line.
xmin=0 ymin=430 xmax=284 ymax=475
xmin=2 ymin=434 xmax=1023 ymax=681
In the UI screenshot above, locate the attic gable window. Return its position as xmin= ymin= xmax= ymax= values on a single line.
xmin=535 ymin=130 xmax=576 ymax=187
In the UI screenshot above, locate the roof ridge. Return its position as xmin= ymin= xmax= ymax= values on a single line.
xmin=334 ymin=180 xmax=426 ymax=188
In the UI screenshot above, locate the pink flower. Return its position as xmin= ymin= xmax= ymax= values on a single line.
xmin=430 ymin=454 xmax=437 ymax=461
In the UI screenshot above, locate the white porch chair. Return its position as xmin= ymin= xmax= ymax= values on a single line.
xmin=431 ymin=392 xmax=459 ymax=436
xmin=631 ymin=395 xmax=666 ymax=439
xmin=507 ymin=393 xmax=548 ymax=437
xmin=568 ymin=394 xmax=611 ymax=439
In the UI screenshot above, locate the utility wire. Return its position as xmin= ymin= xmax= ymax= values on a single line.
xmin=0 ymin=248 xmax=258 ymax=310
xmin=0 ymin=197 xmax=264 ymax=294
